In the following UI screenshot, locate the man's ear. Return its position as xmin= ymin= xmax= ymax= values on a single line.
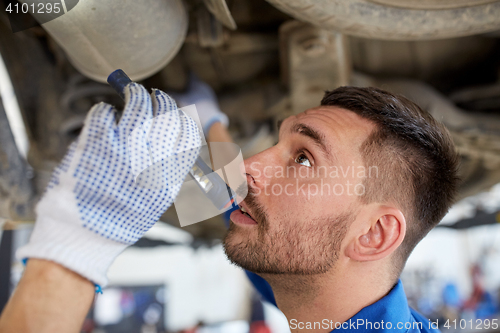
xmin=346 ymin=206 xmax=406 ymax=262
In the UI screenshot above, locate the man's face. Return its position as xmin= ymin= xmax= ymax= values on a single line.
xmin=223 ymin=106 xmax=375 ymax=275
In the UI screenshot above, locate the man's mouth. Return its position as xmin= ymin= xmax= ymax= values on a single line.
xmin=240 ymin=205 xmax=254 ymax=220
xmin=229 ymin=203 xmax=258 ymax=226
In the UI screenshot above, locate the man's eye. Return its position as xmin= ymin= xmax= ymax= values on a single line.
xmin=295 ymin=153 xmax=312 ymax=167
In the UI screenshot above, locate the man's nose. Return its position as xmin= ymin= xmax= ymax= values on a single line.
xmin=242 ymin=147 xmax=279 ymax=189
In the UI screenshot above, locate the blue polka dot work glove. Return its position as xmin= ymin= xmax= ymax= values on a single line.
xmin=17 ymin=83 xmax=201 ymax=286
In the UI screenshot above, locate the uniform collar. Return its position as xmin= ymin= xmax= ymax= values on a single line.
xmin=334 ymin=279 xmax=412 ymax=332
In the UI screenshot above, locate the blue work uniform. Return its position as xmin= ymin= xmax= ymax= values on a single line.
xmin=246 ymin=271 xmax=441 ymax=333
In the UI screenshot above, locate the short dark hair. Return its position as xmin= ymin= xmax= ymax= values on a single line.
xmin=321 ymin=86 xmax=460 ymax=275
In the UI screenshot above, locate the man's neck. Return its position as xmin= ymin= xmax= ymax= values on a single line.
xmin=260 ymin=263 xmax=394 ymax=333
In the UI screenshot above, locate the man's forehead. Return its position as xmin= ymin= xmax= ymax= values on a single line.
xmin=279 ymin=105 xmax=375 ymax=143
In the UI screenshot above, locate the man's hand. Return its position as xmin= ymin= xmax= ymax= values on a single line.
xmin=17 ymin=83 xmax=200 ymax=286
xmin=0 ymin=83 xmax=201 ymax=332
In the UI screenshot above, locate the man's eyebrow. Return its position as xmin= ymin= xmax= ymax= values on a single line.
xmin=290 ymin=123 xmax=334 ymax=162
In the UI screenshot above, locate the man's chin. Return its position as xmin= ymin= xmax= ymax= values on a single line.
xmin=223 ymin=229 xmax=287 ymax=274
xmin=222 ymin=228 xmax=263 ymax=272
xmin=223 ymin=233 xmax=339 ymax=276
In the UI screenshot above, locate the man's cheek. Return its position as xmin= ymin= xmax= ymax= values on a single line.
xmin=272 ymin=180 xmax=309 ymax=209
xmin=286 ymin=178 xmax=324 ymax=200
